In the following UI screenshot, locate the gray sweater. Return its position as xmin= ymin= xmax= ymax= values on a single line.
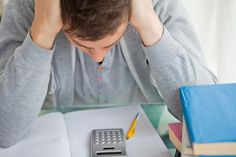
xmin=0 ymin=0 xmax=217 ymax=147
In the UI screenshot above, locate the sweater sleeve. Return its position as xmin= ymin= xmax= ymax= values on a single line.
xmin=0 ymin=0 xmax=54 ymax=147
xmin=142 ymin=0 xmax=218 ymax=120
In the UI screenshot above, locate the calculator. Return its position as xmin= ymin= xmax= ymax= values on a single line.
xmin=90 ymin=128 xmax=127 ymax=157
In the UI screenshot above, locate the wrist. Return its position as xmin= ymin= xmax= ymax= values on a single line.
xmin=135 ymin=13 xmax=164 ymax=46
xmin=31 ymin=21 xmax=57 ymax=50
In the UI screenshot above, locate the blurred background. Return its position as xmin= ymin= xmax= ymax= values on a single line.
xmin=0 ymin=0 xmax=235 ymax=83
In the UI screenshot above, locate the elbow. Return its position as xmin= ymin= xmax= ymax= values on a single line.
xmin=0 ymin=137 xmax=20 ymax=148
xmin=0 ymin=128 xmax=30 ymax=148
xmin=0 ymin=142 xmax=17 ymax=148
xmin=166 ymin=100 xmax=183 ymax=121
xmin=168 ymin=107 xmax=183 ymax=121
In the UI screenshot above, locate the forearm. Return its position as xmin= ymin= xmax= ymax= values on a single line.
xmin=31 ymin=21 xmax=58 ymax=49
xmin=143 ymin=28 xmax=217 ymax=120
xmin=0 ymin=33 xmax=53 ymax=147
xmin=131 ymin=0 xmax=218 ymax=120
xmin=134 ymin=11 xmax=164 ymax=47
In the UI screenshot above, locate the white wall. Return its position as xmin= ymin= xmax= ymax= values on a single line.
xmin=0 ymin=0 xmax=3 ymax=16
xmin=0 ymin=0 xmax=8 ymax=16
xmin=218 ymin=0 xmax=236 ymax=83
xmin=180 ymin=0 xmax=236 ymax=83
xmin=180 ymin=0 xmax=219 ymax=76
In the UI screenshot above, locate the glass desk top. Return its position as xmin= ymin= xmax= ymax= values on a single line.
xmin=40 ymin=103 xmax=179 ymax=156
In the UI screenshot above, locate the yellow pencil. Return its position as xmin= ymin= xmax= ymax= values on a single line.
xmin=126 ymin=112 xmax=140 ymax=140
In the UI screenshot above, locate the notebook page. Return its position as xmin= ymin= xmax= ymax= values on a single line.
xmin=0 ymin=113 xmax=71 ymax=157
xmin=65 ymin=105 xmax=172 ymax=157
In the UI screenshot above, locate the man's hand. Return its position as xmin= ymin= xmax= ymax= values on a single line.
xmin=31 ymin=0 xmax=63 ymax=49
xmin=130 ymin=0 xmax=164 ymax=46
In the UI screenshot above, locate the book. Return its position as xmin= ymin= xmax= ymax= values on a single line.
xmin=169 ymin=118 xmax=236 ymax=157
xmin=0 ymin=105 xmax=172 ymax=157
xmin=181 ymin=118 xmax=196 ymax=157
xmin=181 ymin=118 xmax=194 ymax=155
xmin=179 ymin=83 xmax=236 ymax=155
xmin=181 ymin=118 xmax=235 ymax=157
xmin=168 ymin=122 xmax=182 ymax=152
xmin=168 ymin=122 xmax=193 ymax=155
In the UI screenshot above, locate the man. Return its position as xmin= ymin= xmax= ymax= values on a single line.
xmin=0 ymin=0 xmax=217 ymax=147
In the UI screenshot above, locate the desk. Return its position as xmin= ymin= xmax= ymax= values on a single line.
xmin=40 ymin=103 xmax=179 ymax=156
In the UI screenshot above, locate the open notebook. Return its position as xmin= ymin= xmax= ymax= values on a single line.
xmin=0 ymin=105 xmax=172 ymax=157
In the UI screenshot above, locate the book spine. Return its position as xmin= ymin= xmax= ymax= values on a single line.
xmin=179 ymin=87 xmax=195 ymax=144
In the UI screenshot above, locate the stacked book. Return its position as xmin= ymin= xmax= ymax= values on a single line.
xmin=168 ymin=83 xmax=236 ymax=157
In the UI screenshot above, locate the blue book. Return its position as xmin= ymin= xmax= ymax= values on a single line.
xmin=179 ymin=83 xmax=236 ymax=156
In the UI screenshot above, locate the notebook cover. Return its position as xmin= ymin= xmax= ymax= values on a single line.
xmin=179 ymin=83 xmax=236 ymax=144
xmin=168 ymin=122 xmax=182 ymax=151
xmin=169 ymin=122 xmax=182 ymax=143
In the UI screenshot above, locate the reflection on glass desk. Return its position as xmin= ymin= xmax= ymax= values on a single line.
xmin=40 ymin=103 xmax=179 ymax=156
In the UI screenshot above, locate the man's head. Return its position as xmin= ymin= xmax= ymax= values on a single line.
xmin=61 ymin=0 xmax=131 ymax=62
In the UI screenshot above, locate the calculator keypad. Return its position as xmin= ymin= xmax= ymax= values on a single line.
xmin=91 ymin=128 xmax=127 ymax=157
xmin=94 ymin=129 xmax=123 ymax=145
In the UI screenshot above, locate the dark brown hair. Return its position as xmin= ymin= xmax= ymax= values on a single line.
xmin=61 ymin=0 xmax=131 ymax=41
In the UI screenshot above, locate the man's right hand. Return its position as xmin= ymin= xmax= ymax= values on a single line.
xmin=31 ymin=0 xmax=63 ymax=49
